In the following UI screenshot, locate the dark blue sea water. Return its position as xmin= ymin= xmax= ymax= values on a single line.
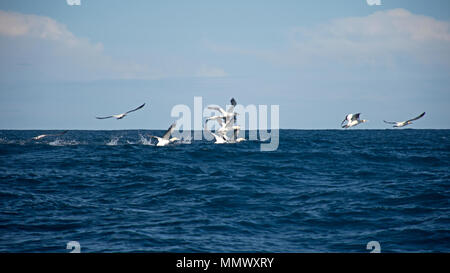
xmin=0 ymin=130 xmax=449 ymax=253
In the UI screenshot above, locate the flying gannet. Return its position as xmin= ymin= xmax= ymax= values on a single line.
xmin=205 ymin=114 xmax=236 ymax=135
xmin=32 ymin=130 xmax=68 ymax=140
xmin=207 ymin=98 xmax=238 ymax=125
xmin=383 ymin=112 xmax=425 ymax=128
xmin=341 ymin=113 xmax=368 ymax=128
xmin=148 ymin=122 xmax=179 ymax=146
xmin=96 ymin=103 xmax=145 ymax=120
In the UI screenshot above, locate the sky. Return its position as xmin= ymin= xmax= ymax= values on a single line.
xmin=0 ymin=0 xmax=449 ymax=129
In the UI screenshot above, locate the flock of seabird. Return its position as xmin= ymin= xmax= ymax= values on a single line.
xmin=341 ymin=112 xmax=425 ymax=128
xmin=31 ymin=98 xmax=426 ymax=144
xmin=204 ymin=98 xmax=245 ymax=144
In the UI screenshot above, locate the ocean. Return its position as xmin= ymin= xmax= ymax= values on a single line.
xmin=0 ymin=129 xmax=449 ymax=253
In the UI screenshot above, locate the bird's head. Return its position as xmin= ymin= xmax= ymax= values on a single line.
xmin=361 ymin=119 xmax=368 ymax=123
xmin=169 ymin=137 xmax=179 ymax=142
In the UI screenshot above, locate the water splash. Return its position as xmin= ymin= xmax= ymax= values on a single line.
xmin=106 ymin=136 xmax=121 ymax=146
xmin=139 ymin=134 xmax=154 ymax=146
xmin=48 ymin=139 xmax=80 ymax=146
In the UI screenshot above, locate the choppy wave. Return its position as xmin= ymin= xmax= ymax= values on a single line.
xmin=0 ymin=130 xmax=449 ymax=252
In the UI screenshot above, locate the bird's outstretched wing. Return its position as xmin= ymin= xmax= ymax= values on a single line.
xmin=351 ymin=113 xmax=361 ymax=121
xmin=125 ymin=103 xmax=146 ymax=114
xmin=32 ymin=130 xmax=68 ymax=140
xmin=207 ymin=106 xmax=227 ymax=116
xmin=383 ymin=120 xmax=397 ymax=124
xmin=96 ymin=116 xmax=114 ymax=119
xmin=341 ymin=114 xmax=353 ymax=125
xmin=216 ymin=117 xmax=226 ymax=128
xmin=223 ymin=116 xmax=235 ymax=129
xmin=406 ymin=112 xmax=425 ymax=123
xmin=205 ymin=116 xmax=226 ymax=128
xmin=162 ymin=122 xmax=177 ymax=140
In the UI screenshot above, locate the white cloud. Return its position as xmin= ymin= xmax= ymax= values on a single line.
xmin=207 ymin=9 xmax=450 ymax=69
xmin=0 ymin=10 xmax=157 ymax=82
xmin=0 ymin=10 xmax=228 ymax=82
xmin=0 ymin=10 xmax=102 ymax=51
xmin=288 ymin=9 xmax=450 ymax=66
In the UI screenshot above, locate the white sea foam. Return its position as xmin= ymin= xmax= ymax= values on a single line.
xmin=106 ymin=136 xmax=121 ymax=146
xmin=48 ymin=139 xmax=80 ymax=146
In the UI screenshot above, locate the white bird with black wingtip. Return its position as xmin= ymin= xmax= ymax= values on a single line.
xmin=96 ymin=103 xmax=145 ymax=120
xmin=206 ymin=98 xmax=238 ymax=130
xmin=32 ymin=130 xmax=69 ymax=140
xmin=383 ymin=112 xmax=425 ymax=128
xmin=341 ymin=113 xmax=368 ymax=128
xmin=205 ymin=114 xmax=236 ymax=135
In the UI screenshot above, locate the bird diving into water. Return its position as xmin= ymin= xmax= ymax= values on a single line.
xmin=148 ymin=122 xmax=179 ymax=146
xmin=383 ymin=112 xmax=425 ymax=128
xmin=96 ymin=103 xmax=145 ymax=120
xmin=341 ymin=113 xmax=368 ymax=128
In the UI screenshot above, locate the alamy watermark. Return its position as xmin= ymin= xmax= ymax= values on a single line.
xmin=170 ymin=97 xmax=279 ymax=151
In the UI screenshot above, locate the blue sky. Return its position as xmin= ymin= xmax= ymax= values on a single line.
xmin=0 ymin=0 xmax=449 ymax=129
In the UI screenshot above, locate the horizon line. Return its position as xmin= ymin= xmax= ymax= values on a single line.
xmin=0 ymin=128 xmax=448 ymax=131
